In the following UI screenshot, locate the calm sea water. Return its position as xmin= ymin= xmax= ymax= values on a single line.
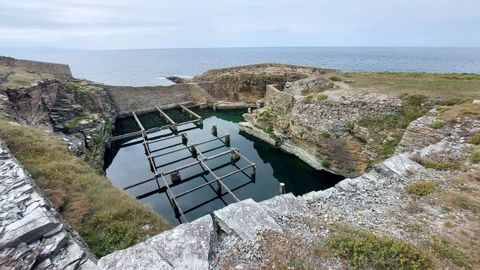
xmin=2 ymin=47 xmax=480 ymax=86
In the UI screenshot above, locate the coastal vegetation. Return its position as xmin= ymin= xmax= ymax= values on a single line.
xmin=0 ymin=119 xmax=170 ymax=256
xmin=344 ymin=72 xmax=480 ymax=99
xmin=406 ymin=180 xmax=437 ymax=196
xmin=324 ymin=224 xmax=433 ymax=269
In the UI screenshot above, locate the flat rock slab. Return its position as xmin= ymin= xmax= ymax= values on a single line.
xmin=375 ymin=153 xmax=422 ymax=178
xmin=259 ymin=193 xmax=309 ymax=217
xmin=214 ymin=198 xmax=282 ymax=241
xmin=98 ymin=215 xmax=214 ymax=270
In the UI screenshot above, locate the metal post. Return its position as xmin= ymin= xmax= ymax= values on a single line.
xmin=279 ymin=182 xmax=286 ymax=195
xmin=251 ymin=165 xmax=256 ymax=181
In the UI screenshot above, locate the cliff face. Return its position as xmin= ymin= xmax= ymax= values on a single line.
xmin=192 ymin=63 xmax=337 ymax=103
xmin=0 ymin=74 xmax=116 ymax=169
xmin=242 ymin=82 xmax=404 ymax=177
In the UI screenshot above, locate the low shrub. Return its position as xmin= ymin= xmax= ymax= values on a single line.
xmin=470 ymin=133 xmax=480 ymax=145
xmin=325 ymin=224 xmax=432 ymax=270
xmin=321 ymin=159 xmax=331 ymax=168
xmin=406 ymin=180 xmax=437 ymax=196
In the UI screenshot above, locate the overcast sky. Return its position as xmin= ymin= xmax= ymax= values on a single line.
xmin=0 ymin=0 xmax=479 ymax=49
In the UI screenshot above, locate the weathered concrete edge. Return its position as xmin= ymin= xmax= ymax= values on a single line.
xmin=0 ymin=138 xmax=98 ymax=269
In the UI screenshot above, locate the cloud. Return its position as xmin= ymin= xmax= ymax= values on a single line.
xmin=0 ymin=0 xmax=478 ymax=48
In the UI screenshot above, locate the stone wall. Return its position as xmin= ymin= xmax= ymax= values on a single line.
xmin=0 ymin=140 xmax=97 ymax=270
xmin=105 ymin=83 xmax=212 ymax=115
xmin=0 ymin=56 xmax=72 ymax=76
xmin=264 ymin=84 xmax=294 ymax=107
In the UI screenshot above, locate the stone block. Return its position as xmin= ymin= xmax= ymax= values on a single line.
xmin=214 ymin=198 xmax=282 ymax=241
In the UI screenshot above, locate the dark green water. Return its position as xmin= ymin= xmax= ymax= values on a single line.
xmin=105 ymin=109 xmax=343 ymax=225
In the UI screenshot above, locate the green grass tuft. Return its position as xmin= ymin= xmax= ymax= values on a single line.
xmin=429 ymin=121 xmax=445 ymax=129
xmin=329 ymin=76 xmax=343 ymax=81
xmin=471 ymin=150 xmax=480 ymax=163
xmin=406 ymin=181 xmax=437 ymax=196
xmin=411 ymin=155 xmax=461 ymax=171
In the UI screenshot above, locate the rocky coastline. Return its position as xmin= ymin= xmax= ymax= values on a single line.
xmin=1 ymin=56 xmax=479 ymax=269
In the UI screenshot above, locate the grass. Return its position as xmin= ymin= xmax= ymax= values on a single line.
xmin=429 ymin=121 xmax=445 ymax=129
xmin=321 ymin=159 xmax=331 ymax=168
xmin=325 ymin=224 xmax=432 ymax=270
xmin=344 ymin=72 xmax=480 ymax=99
xmin=406 ymin=181 xmax=437 ymax=196
xmin=411 ymin=155 xmax=461 ymax=171
xmin=441 ymin=191 xmax=480 ymax=213
xmin=470 ymin=133 xmax=480 ymax=145
xmin=471 ymin=150 xmax=480 ymax=163
xmin=0 ymin=119 xmax=170 ymax=256
xmin=0 ymin=65 xmax=55 ymax=89
xmin=441 ymin=103 xmax=480 ymax=122
xmin=329 ymin=76 xmax=343 ymax=82
xmin=317 ymin=94 xmax=328 ymax=101
xmin=358 ymin=95 xmax=427 ymax=161
xmin=431 ymin=237 xmax=471 ymax=268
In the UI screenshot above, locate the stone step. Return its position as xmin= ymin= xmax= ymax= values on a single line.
xmin=213 ymin=198 xmax=282 ymax=242
xmin=98 ymin=215 xmax=214 ymax=270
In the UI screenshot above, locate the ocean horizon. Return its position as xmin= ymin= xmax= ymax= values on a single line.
xmin=1 ymin=46 xmax=480 ymax=86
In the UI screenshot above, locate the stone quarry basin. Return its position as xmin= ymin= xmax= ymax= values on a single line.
xmin=105 ymin=109 xmax=344 ymax=225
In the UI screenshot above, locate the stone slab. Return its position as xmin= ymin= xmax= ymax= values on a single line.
xmin=214 ymin=198 xmax=282 ymax=241
xmin=259 ymin=193 xmax=309 ymax=217
xmin=99 ymin=215 xmax=214 ymax=270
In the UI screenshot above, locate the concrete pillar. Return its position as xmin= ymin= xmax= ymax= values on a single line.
xmin=190 ymin=146 xmax=197 ymax=158
xmin=211 ymin=125 xmax=217 ymax=136
xmin=278 ymin=182 xmax=286 ymax=195
xmin=181 ymin=133 xmax=188 ymax=145
xmin=225 ymin=133 xmax=230 ymax=147
xmin=171 ymin=171 xmax=181 ymax=184
xmin=230 ymin=150 xmax=240 ymax=164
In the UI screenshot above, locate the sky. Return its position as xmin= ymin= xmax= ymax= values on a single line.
xmin=0 ymin=0 xmax=479 ymax=49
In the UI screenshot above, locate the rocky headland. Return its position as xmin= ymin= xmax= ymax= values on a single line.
xmin=1 ymin=56 xmax=479 ymax=269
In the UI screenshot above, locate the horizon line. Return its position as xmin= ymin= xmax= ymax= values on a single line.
xmin=1 ymin=45 xmax=480 ymax=51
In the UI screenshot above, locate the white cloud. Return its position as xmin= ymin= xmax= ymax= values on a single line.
xmin=0 ymin=0 xmax=478 ymax=48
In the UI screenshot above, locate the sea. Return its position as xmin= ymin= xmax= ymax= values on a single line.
xmin=1 ymin=47 xmax=480 ymax=86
